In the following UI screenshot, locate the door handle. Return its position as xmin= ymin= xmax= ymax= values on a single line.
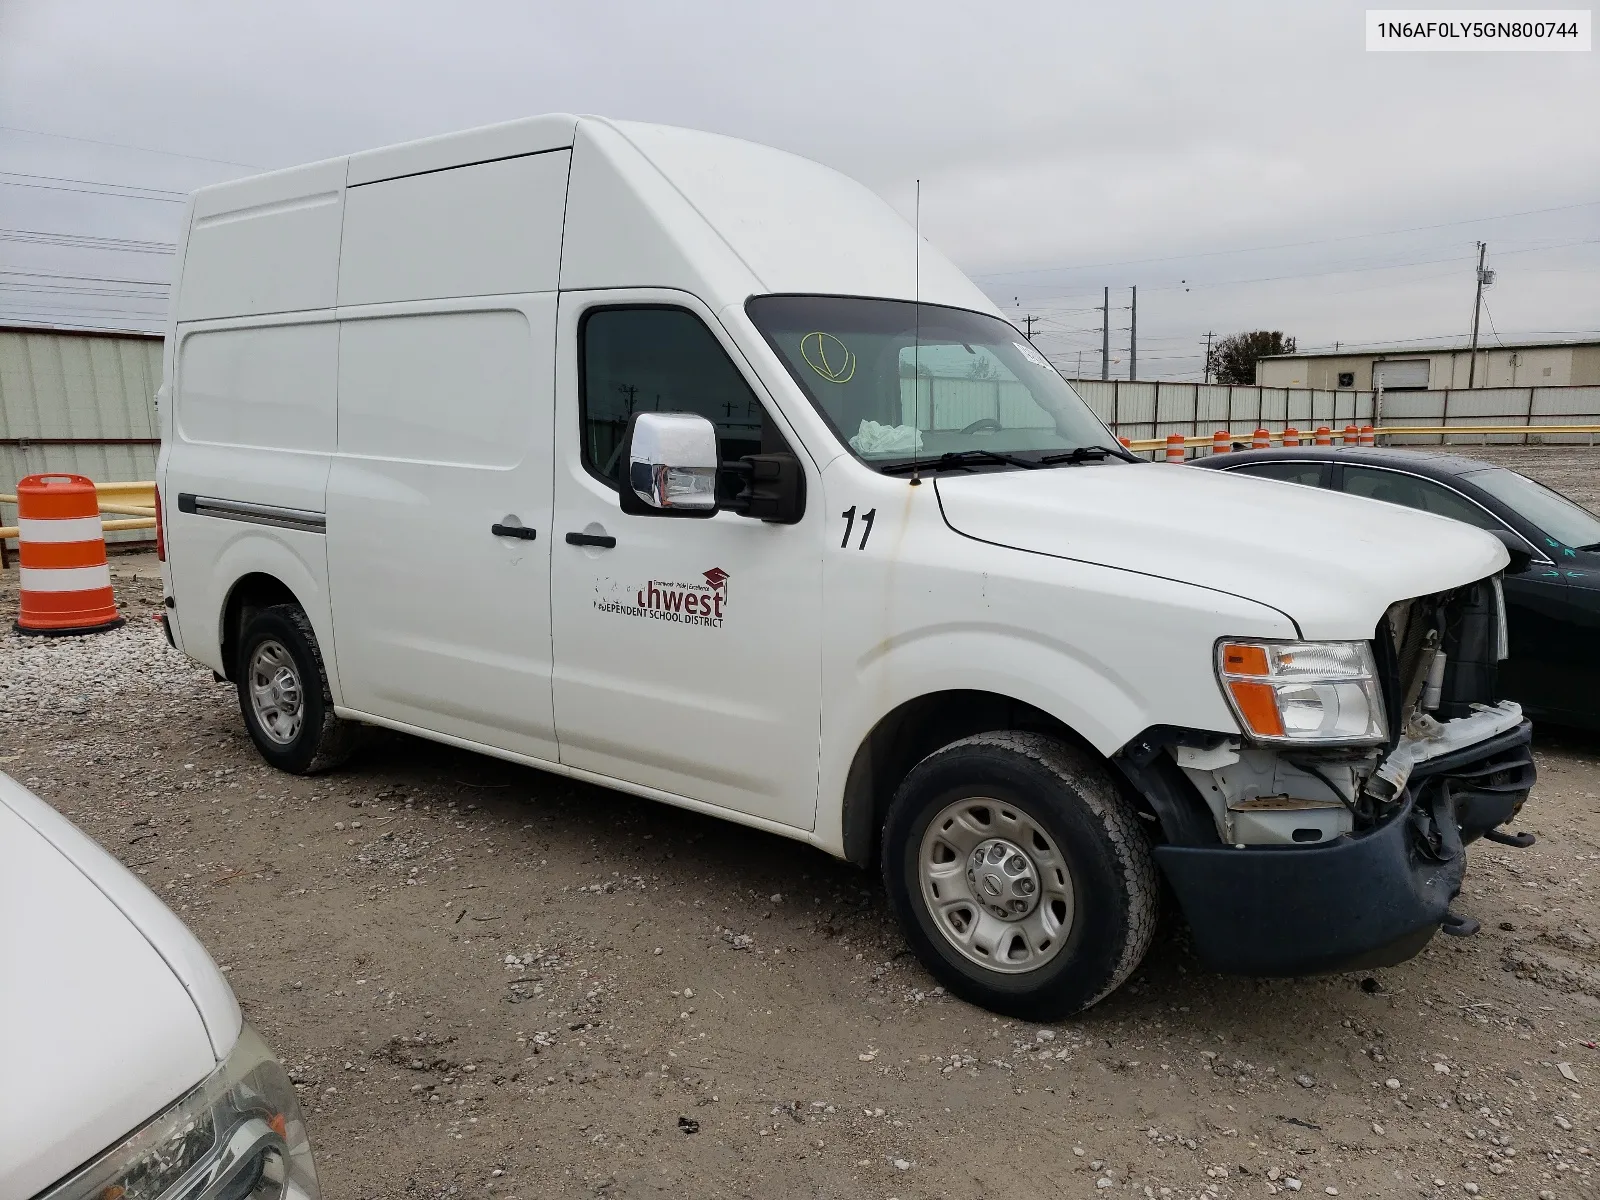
xmin=491 ymin=523 xmax=538 ymax=540
xmin=565 ymin=531 xmax=616 ymax=549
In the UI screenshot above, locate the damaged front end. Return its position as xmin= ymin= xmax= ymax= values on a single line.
xmin=1116 ymin=575 xmax=1536 ymax=976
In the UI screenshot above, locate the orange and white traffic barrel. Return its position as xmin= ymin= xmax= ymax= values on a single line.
xmin=1164 ymin=434 xmax=1186 ymax=462
xmin=1283 ymin=427 xmax=1301 ymax=446
xmin=13 ymin=474 xmax=123 ymax=637
xmin=1314 ymin=426 xmax=1333 ymax=446
xmin=1342 ymin=423 xmax=1359 ymax=445
xmin=1212 ymin=430 xmax=1231 ymax=455
xmin=1252 ymin=428 xmax=1271 ymax=449
xmin=1359 ymin=424 xmax=1376 ymax=446
xmin=1118 ymin=436 xmax=1132 ymax=448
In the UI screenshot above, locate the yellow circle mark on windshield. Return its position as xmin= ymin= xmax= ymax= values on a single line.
xmin=800 ymin=331 xmax=856 ymax=384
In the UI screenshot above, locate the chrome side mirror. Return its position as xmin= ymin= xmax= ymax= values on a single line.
xmin=621 ymin=412 xmax=719 ymax=515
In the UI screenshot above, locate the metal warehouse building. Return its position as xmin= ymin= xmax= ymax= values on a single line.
xmin=0 ymin=323 xmax=163 ymax=544
xmin=1256 ymin=337 xmax=1600 ymax=392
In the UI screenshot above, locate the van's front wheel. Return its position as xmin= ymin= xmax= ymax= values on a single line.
xmin=881 ymin=732 xmax=1157 ymax=1020
xmin=236 ymin=604 xmax=354 ymax=774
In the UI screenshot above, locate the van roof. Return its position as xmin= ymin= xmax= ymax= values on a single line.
xmin=177 ymin=116 xmax=1000 ymax=324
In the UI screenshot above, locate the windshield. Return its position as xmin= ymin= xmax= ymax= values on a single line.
xmin=1461 ymin=467 xmax=1600 ymax=550
xmin=747 ymin=295 xmax=1120 ymax=469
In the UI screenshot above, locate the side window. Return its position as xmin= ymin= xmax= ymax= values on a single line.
xmin=579 ymin=307 xmax=790 ymax=487
xmin=1231 ymin=461 xmax=1327 ymax=488
xmin=1342 ymin=466 xmax=1501 ymax=530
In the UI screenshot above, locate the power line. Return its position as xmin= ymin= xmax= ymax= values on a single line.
xmin=1136 ymin=237 xmax=1598 ymax=297
xmin=0 ymin=177 xmax=186 ymax=203
xmin=973 ymin=199 xmax=1600 ymax=281
xmin=0 ymin=283 xmax=171 ymax=299
xmin=0 ymin=227 xmax=176 ymax=254
xmin=0 ymin=268 xmax=168 ymax=287
xmin=0 ymin=170 xmax=189 ymax=197
xmin=0 ymin=123 xmax=263 ymax=169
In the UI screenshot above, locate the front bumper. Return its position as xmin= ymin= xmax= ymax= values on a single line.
xmin=1154 ymin=718 xmax=1534 ymax=976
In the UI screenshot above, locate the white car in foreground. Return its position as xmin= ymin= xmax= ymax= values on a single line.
xmin=0 ymin=773 xmax=319 ymax=1200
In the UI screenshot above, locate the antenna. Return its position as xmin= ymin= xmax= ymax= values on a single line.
xmin=910 ymin=178 xmax=923 ymax=486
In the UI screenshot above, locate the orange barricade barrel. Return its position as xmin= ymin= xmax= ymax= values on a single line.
xmin=1359 ymin=424 xmax=1376 ymax=446
xmin=1252 ymin=428 xmax=1271 ymax=449
xmin=1165 ymin=434 xmax=1186 ymax=462
xmin=1118 ymin=436 xmax=1132 ymax=448
xmin=1342 ymin=423 xmax=1359 ymax=445
xmin=1283 ymin=427 xmax=1301 ymax=446
xmin=13 ymin=474 xmax=123 ymax=636
xmin=1212 ymin=430 xmax=1231 ymax=455
xmin=1315 ymin=426 xmax=1333 ymax=446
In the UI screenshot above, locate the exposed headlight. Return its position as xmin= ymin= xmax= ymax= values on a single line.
xmin=1216 ymin=639 xmax=1388 ymax=746
xmin=40 ymin=1025 xmax=319 ymax=1200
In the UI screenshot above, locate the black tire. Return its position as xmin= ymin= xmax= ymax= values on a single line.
xmin=881 ymin=731 xmax=1158 ymax=1020
xmin=235 ymin=604 xmax=355 ymax=775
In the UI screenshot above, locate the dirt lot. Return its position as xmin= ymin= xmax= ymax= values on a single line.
xmin=4 ymin=447 xmax=1599 ymax=1200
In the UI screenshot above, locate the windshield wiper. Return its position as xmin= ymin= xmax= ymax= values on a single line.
xmin=880 ymin=449 xmax=1042 ymax=475
xmin=1038 ymin=446 xmax=1116 ymax=466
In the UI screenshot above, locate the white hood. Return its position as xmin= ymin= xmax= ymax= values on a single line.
xmin=935 ymin=464 xmax=1509 ymax=640
xmin=0 ymin=775 xmax=240 ymax=1199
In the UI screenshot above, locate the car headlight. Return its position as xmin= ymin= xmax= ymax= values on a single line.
xmin=1216 ymin=639 xmax=1388 ymax=745
xmin=40 ymin=1025 xmax=319 ymax=1200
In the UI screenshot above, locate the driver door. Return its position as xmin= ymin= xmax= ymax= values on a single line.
xmin=548 ymin=291 xmax=824 ymax=830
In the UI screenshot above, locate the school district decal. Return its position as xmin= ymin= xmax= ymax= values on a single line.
xmin=594 ymin=567 xmax=729 ymax=629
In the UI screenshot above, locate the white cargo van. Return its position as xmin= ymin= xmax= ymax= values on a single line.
xmin=158 ymin=114 xmax=1536 ymax=1018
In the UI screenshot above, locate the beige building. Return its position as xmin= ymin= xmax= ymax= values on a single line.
xmin=1255 ymin=339 xmax=1600 ymax=391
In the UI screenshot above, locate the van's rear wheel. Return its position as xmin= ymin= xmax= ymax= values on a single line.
xmin=881 ymin=732 xmax=1157 ymax=1020
xmin=236 ymin=604 xmax=354 ymax=774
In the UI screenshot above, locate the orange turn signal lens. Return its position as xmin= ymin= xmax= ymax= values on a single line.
xmin=1227 ymin=680 xmax=1286 ymax=737
xmin=1219 ymin=642 xmax=1269 ymax=676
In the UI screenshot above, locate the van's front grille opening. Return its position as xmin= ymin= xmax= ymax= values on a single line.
xmin=1379 ymin=576 xmax=1502 ymax=735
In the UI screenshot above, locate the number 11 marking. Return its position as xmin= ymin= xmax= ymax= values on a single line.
xmin=840 ymin=506 xmax=877 ymax=550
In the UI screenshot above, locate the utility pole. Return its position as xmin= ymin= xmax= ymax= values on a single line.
xmin=1202 ymin=331 xmax=1215 ymax=384
xmin=1467 ymin=241 xmax=1492 ymax=389
xmin=1076 ymin=349 xmax=1083 ymax=378
xmin=1129 ymin=286 xmax=1137 ymax=381
xmin=1100 ymin=287 xmax=1110 ymax=380
xmin=1021 ymin=313 xmax=1038 ymax=342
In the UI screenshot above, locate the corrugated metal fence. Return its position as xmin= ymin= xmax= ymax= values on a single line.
xmin=1067 ymin=380 xmax=1377 ymax=444
xmin=0 ymin=326 xmax=162 ymax=544
xmin=1063 ymin=379 xmax=1600 ymax=449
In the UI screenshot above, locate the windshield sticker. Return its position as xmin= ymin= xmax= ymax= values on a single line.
xmin=592 ymin=567 xmax=729 ymax=629
xmin=1013 ymin=341 xmax=1046 ymax=367
xmin=800 ymin=332 xmax=856 ymax=383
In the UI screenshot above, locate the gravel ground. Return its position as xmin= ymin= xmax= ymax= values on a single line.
xmin=4 ymin=448 xmax=1600 ymax=1200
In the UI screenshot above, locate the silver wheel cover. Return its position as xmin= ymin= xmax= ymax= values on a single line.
xmin=917 ymin=797 xmax=1075 ymax=974
xmin=247 ymin=639 xmax=305 ymax=746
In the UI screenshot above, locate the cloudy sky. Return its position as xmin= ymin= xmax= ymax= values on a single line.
xmin=2 ymin=0 xmax=1595 ymax=379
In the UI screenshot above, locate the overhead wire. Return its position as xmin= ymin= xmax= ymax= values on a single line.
xmin=973 ymin=198 xmax=1600 ymax=281
xmin=0 ymin=123 xmax=264 ymax=169
xmin=0 ymin=267 xmax=168 ymax=287
xmin=0 ymin=169 xmax=189 ymax=196
xmin=0 ymin=227 xmax=176 ymax=254
xmin=0 ymin=177 xmax=186 ymax=203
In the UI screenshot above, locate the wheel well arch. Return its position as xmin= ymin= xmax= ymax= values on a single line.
xmin=838 ymin=689 xmax=1130 ymax=868
xmin=218 ymin=572 xmax=303 ymax=681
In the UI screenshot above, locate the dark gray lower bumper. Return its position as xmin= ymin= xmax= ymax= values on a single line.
xmin=1155 ymin=720 xmax=1534 ymax=977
